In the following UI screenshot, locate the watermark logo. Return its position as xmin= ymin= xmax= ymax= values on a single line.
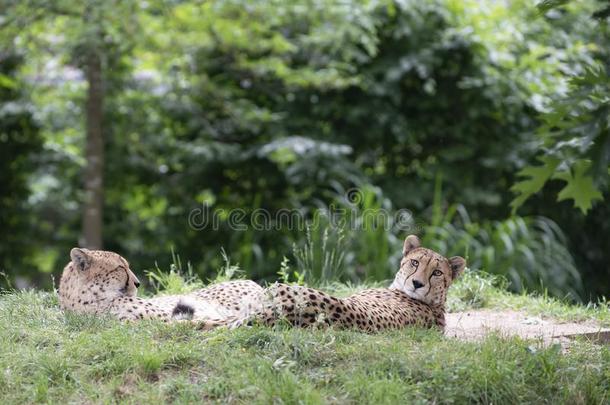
xmin=188 ymin=188 xmax=420 ymax=233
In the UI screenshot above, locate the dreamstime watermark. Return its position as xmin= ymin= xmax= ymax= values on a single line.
xmin=187 ymin=188 xmax=424 ymax=233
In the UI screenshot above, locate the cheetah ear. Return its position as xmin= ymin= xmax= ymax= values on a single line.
xmin=449 ymin=256 xmax=466 ymax=280
xmin=70 ymin=248 xmax=92 ymax=272
xmin=403 ymin=235 xmax=421 ymax=256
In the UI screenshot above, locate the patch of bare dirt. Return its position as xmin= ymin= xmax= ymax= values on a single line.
xmin=445 ymin=309 xmax=610 ymax=347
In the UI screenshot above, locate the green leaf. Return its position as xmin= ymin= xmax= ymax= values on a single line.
xmin=510 ymin=156 xmax=561 ymax=214
xmin=536 ymin=0 xmax=570 ymax=14
xmin=0 ymin=74 xmax=17 ymax=89
xmin=552 ymin=160 xmax=603 ymax=214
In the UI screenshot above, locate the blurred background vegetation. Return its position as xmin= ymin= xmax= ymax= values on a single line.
xmin=0 ymin=0 xmax=608 ymax=302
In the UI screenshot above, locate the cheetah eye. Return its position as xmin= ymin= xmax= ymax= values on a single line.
xmin=432 ymin=269 xmax=443 ymax=277
xmin=410 ymin=259 xmax=419 ymax=267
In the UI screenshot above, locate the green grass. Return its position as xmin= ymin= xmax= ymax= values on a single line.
xmin=449 ymin=271 xmax=610 ymax=326
xmin=0 ymin=273 xmax=608 ymax=404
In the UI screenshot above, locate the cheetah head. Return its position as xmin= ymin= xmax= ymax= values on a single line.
xmin=389 ymin=235 xmax=466 ymax=307
xmin=58 ymin=248 xmax=141 ymax=311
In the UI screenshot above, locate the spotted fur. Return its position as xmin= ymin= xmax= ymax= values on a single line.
xmin=216 ymin=235 xmax=466 ymax=332
xmin=58 ymin=236 xmax=465 ymax=332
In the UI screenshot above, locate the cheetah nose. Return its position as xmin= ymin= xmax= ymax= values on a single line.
xmin=412 ymin=280 xmax=424 ymax=290
xmin=134 ymin=280 xmax=140 ymax=288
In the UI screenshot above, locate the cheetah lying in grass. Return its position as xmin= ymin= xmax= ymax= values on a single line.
xmin=212 ymin=235 xmax=465 ymax=331
xmin=58 ymin=235 xmax=465 ymax=332
xmin=58 ymin=248 xmax=261 ymax=323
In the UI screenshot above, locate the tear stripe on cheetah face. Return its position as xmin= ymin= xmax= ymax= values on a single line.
xmin=58 ymin=248 xmax=263 ymax=323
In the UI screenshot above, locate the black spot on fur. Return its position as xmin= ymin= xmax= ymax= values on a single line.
xmin=172 ymin=302 xmax=195 ymax=319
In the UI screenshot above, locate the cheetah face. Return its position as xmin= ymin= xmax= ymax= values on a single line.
xmin=59 ymin=248 xmax=141 ymax=309
xmin=390 ymin=235 xmax=466 ymax=307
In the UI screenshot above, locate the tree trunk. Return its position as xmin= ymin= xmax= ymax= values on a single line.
xmin=81 ymin=50 xmax=104 ymax=249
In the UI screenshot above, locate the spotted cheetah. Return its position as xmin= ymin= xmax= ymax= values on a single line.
xmin=58 ymin=248 xmax=262 ymax=323
xmin=59 ymin=235 xmax=464 ymax=332
xmin=217 ymin=235 xmax=466 ymax=331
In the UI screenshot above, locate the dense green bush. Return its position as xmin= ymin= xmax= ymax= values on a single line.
xmin=0 ymin=0 xmax=608 ymax=300
xmin=0 ymin=51 xmax=42 ymax=278
xmin=424 ymin=208 xmax=583 ymax=300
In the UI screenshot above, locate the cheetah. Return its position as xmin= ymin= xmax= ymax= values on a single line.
xmin=59 ymin=235 xmax=464 ymax=332
xmin=217 ymin=234 xmax=465 ymax=332
xmin=58 ymin=248 xmax=262 ymax=324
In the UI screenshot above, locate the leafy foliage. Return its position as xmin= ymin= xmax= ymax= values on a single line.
xmin=513 ymin=3 xmax=610 ymax=214
xmin=0 ymin=0 xmax=609 ymax=300
xmin=424 ymin=206 xmax=583 ymax=300
xmin=0 ymin=51 xmax=42 ymax=274
xmin=511 ymin=157 xmax=561 ymax=212
xmin=553 ymin=160 xmax=604 ymax=213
